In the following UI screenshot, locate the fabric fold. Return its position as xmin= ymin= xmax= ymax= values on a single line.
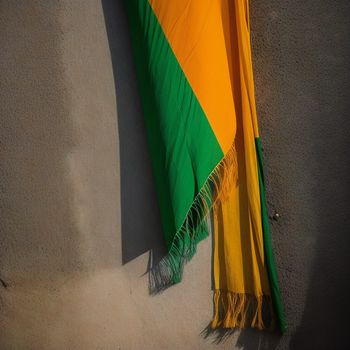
xmin=124 ymin=0 xmax=286 ymax=332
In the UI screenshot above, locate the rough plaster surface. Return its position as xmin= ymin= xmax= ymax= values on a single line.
xmin=0 ymin=1 xmax=349 ymax=349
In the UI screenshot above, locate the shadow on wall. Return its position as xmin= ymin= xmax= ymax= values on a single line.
xmin=288 ymin=1 xmax=350 ymax=348
xmin=101 ymin=0 xmax=167 ymax=267
xmin=201 ymin=325 xmax=281 ymax=350
xmin=248 ymin=1 xmax=350 ymax=348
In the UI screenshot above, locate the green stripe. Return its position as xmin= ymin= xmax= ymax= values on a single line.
xmin=255 ymin=138 xmax=287 ymax=332
xmin=124 ymin=0 xmax=223 ymax=250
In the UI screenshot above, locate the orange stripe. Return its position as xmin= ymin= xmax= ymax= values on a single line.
xmin=149 ymin=0 xmax=236 ymax=154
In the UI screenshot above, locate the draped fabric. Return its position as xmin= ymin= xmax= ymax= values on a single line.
xmin=124 ymin=0 xmax=286 ymax=332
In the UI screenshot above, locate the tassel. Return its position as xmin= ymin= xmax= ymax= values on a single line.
xmin=149 ymin=143 xmax=237 ymax=294
xmin=211 ymin=290 xmax=274 ymax=330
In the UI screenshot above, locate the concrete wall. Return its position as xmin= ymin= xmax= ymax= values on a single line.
xmin=1 ymin=1 xmax=349 ymax=349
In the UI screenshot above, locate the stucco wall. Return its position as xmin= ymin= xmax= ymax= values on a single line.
xmin=1 ymin=1 xmax=349 ymax=349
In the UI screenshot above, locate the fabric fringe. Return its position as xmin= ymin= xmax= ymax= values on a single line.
xmin=211 ymin=290 xmax=274 ymax=330
xmin=149 ymin=142 xmax=238 ymax=294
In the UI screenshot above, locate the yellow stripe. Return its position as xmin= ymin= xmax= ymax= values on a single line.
xmin=149 ymin=0 xmax=236 ymax=153
xmin=213 ymin=0 xmax=269 ymax=296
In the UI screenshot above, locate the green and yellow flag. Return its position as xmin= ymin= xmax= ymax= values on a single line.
xmin=124 ymin=0 xmax=286 ymax=332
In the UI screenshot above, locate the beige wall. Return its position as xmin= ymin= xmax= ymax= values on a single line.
xmin=0 ymin=2 xmax=223 ymax=349
xmin=1 ymin=1 xmax=349 ymax=349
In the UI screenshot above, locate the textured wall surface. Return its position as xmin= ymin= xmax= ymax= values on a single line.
xmin=1 ymin=1 xmax=349 ymax=349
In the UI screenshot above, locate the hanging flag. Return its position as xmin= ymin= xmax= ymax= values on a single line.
xmin=124 ymin=0 xmax=286 ymax=332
